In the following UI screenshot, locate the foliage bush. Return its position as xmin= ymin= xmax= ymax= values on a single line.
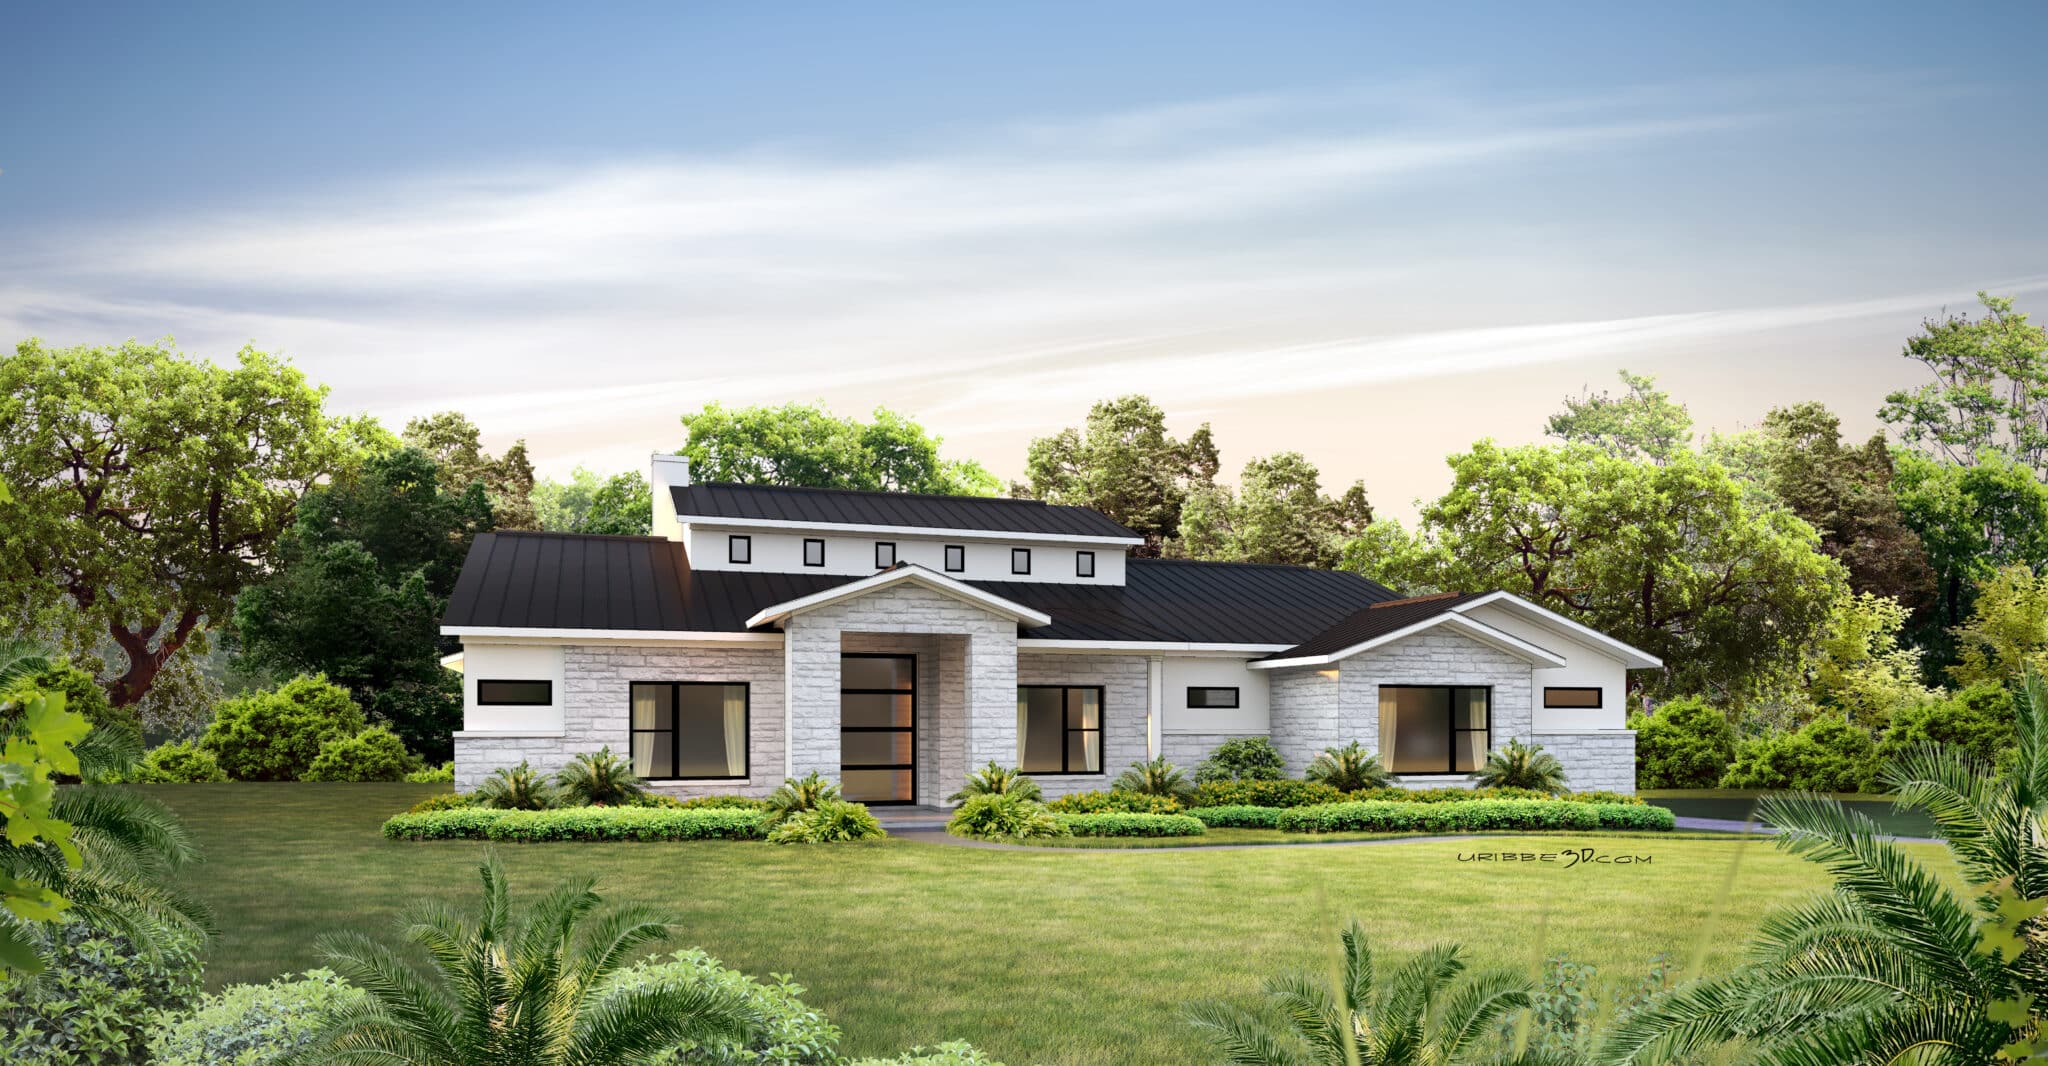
xmin=1110 ymin=756 xmax=1195 ymax=802
xmin=1271 ymin=799 xmax=1675 ymax=834
xmin=406 ymin=791 xmax=477 ymax=813
xmin=849 ymin=1043 xmax=1004 ymax=1065
xmin=1473 ymin=738 xmax=1570 ymax=791
xmin=147 ymin=968 xmax=367 ymax=1066
xmin=621 ymin=949 xmax=843 ymax=1065
xmin=555 ymin=746 xmax=646 ymax=806
xmin=1042 ymin=789 xmax=1183 ymax=814
xmin=1192 ymin=736 xmax=1286 ymax=783
xmin=767 ymin=771 xmax=842 ymax=825
xmin=131 ymin=740 xmax=228 ymax=783
xmin=472 ymin=760 xmax=561 ymax=809
xmin=383 ymin=806 xmax=769 ymax=842
xmin=1874 ymin=682 xmax=2017 ymax=771
xmin=1190 ymin=778 xmax=1344 ymax=809
xmin=1341 ymin=786 xmax=1644 ymax=805
xmin=944 ymin=793 xmax=1068 ymax=840
xmin=0 ymin=914 xmax=204 ymax=1065
xmin=767 ymin=800 xmax=886 ymax=844
xmin=8 ymin=661 xmax=135 ymax=737
xmin=199 ymin=673 xmax=366 ymax=780
xmin=667 ymin=794 xmax=773 ymax=811
xmin=405 ymin=761 xmax=455 ymax=783
xmin=1591 ymin=803 xmax=1678 ymax=831
xmin=1185 ymin=805 xmax=1284 ymax=828
xmin=303 ymin=725 xmax=417 ymax=782
xmin=1303 ymin=741 xmax=1396 ymax=792
xmin=1719 ymin=714 xmax=1878 ymax=792
xmin=1054 ymin=812 xmax=1205 ymax=837
xmin=946 ymin=762 xmax=1042 ymax=803
xmin=1630 ymin=696 xmax=1739 ymax=789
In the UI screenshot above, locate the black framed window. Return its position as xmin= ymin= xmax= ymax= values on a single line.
xmin=1011 ymin=547 xmax=1031 ymax=575
xmin=630 ymin=682 xmax=749 ymax=780
xmin=727 ymin=535 xmax=751 ymax=564
xmin=875 ymin=541 xmax=896 ymax=568
xmin=1543 ymin=687 xmax=1603 ymax=709
xmin=1075 ymin=550 xmax=1095 ymax=578
xmin=1186 ymin=686 xmax=1238 ymax=709
xmin=477 ymin=680 xmax=552 ymax=705
xmin=803 ymin=538 xmax=826 ymax=567
xmin=944 ymin=545 xmax=966 ymax=572
xmin=1378 ymin=686 xmax=1490 ymax=774
xmin=841 ymin=654 xmax=915 ymax=804
xmin=1017 ymin=685 xmax=1102 ymax=774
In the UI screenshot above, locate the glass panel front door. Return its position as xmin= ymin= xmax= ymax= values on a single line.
xmin=841 ymin=654 xmax=914 ymax=803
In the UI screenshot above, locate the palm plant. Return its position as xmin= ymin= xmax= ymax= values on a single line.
xmin=1304 ymin=742 xmax=1397 ymax=792
xmin=1114 ymin=756 xmax=1195 ymax=802
xmin=1473 ymin=740 xmax=1567 ymax=792
xmin=301 ymin=855 xmax=755 ymax=1064
xmin=946 ymin=761 xmax=1042 ymax=804
xmin=1592 ymin=669 xmax=2048 ymax=1065
xmin=1186 ymin=919 xmax=1540 ymax=1065
xmin=472 ymin=761 xmax=560 ymax=810
xmin=555 ymin=747 xmax=645 ymax=806
xmin=766 ymin=771 xmax=841 ymax=826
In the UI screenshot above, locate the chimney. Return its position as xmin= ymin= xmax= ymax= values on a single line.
xmin=650 ymin=453 xmax=690 ymax=541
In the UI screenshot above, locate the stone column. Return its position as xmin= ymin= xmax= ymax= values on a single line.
xmin=783 ymin=617 xmax=842 ymax=783
xmin=962 ymin=627 xmax=1018 ymax=773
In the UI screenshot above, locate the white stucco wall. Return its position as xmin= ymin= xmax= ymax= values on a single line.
xmin=459 ymin=642 xmax=567 ymax=733
xmin=682 ymin=526 xmax=1127 ymax=585
xmin=1160 ymin=657 xmax=1269 ymax=735
xmin=1460 ymin=602 xmax=1630 ymax=730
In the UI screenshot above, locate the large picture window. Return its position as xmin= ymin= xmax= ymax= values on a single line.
xmin=630 ymin=682 xmax=749 ymax=780
xmin=1377 ymin=686 xmax=1490 ymax=774
xmin=1017 ymin=685 xmax=1101 ymax=774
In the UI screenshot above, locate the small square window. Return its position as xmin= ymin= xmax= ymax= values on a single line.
xmin=1187 ymin=686 xmax=1239 ymax=709
xmin=944 ymin=545 xmax=966 ymax=572
xmin=875 ymin=541 xmax=896 ymax=568
xmin=1075 ymin=550 xmax=1095 ymax=578
xmin=1011 ymin=548 xmax=1031 ymax=575
xmin=728 ymin=535 xmax=751 ymax=564
xmin=803 ymin=538 xmax=825 ymax=567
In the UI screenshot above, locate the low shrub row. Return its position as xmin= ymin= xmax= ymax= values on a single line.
xmin=1043 ymin=789 xmax=1184 ymax=814
xmin=1190 ymin=779 xmax=1345 ymax=809
xmin=1272 ymin=800 xmax=1674 ymax=834
xmin=1185 ymin=805 xmax=1284 ymax=828
xmin=1187 ymin=779 xmax=1647 ymax=810
xmin=1343 ymin=787 xmax=1646 ymax=806
xmin=382 ymin=806 xmax=768 ymax=842
xmin=1054 ymin=812 xmax=1206 ymax=837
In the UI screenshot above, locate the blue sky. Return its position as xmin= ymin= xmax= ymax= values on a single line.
xmin=4 ymin=2 xmax=2046 ymax=516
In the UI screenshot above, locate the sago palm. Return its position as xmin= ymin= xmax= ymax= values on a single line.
xmin=766 ymin=771 xmax=842 ymax=826
xmin=947 ymin=761 xmax=1042 ymax=803
xmin=1473 ymin=740 xmax=1568 ymax=792
xmin=473 ymin=761 xmax=560 ymax=810
xmin=1115 ymin=756 xmax=1195 ymax=802
xmin=1187 ymin=919 xmax=1540 ymax=1066
xmin=1305 ymin=742 xmax=1397 ymax=792
xmin=556 ymin=747 xmax=646 ymax=806
xmin=1592 ymin=669 xmax=2048 ymax=1065
xmin=300 ymin=854 xmax=755 ymax=1065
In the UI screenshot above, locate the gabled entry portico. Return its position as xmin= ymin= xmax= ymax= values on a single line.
xmin=747 ymin=565 xmax=1047 ymax=807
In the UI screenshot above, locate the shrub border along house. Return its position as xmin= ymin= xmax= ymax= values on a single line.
xmin=383 ymin=806 xmax=769 ymax=841
xmin=1270 ymin=799 xmax=1674 ymax=834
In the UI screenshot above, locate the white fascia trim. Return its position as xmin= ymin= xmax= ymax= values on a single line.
xmin=1247 ymin=612 xmax=1569 ymax=671
xmin=443 ymin=626 xmax=783 ymax=646
xmin=744 ymin=565 xmax=1055 ymax=629
xmin=438 ymin=651 xmax=465 ymax=672
xmin=1449 ymin=591 xmax=1664 ymax=669
xmin=1018 ymin=639 xmax=1290 ymax=656
xmin=680 ymin=516 xmax=1144 ymax=547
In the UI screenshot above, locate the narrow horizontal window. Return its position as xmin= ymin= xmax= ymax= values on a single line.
xmin=944 ymin=544 xmax=966 ymax=572
xmin=1075 ymin=550 xmax=1095 ymax=578
xmin=803 ymin=538 xmax=825 ymax=567
xmin=1186 ymin=686 xmax=1238 ymax=709
xmin=1543 ymin=687 xmax=1603 ymax=709
xmin=728 ymin=535 xmax=751 ymax=564
xmin=1011 ymin=547 xmax=1031 ymax=575
xmin=875 ymin=541 xmax=896 ymax=568
xmin=477 ymin=680 xmax=552 ymax=705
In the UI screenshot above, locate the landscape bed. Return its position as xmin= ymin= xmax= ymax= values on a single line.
xmin=140 ymin=783 xmax=1936 ymax=1064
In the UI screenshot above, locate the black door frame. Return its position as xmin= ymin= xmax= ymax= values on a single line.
xmin=840 ymin=652 xmax=916 ymax=805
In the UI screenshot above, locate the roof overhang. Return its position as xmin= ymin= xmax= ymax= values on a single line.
xmin=744 ymin=564 xmax=1054 ymax=629
xmin=441 ymin=627 xmax=784 ymax=646
xmin=438 ymin=651 xmax=464 ymax=673
xmin=680 ymin=515 xmax=1144 ymax=548
xmin=1448 ymin=591 xmax=1664 ymax=669
xmin=1249 ymin=611 xmax=1570 ymax=671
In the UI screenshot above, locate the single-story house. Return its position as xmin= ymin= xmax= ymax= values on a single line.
xmin=441 ymin=454 xmax=1659 ymax=802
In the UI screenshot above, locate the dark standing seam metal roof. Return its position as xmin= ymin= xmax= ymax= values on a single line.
xmin=1256 ymin=591 xmax=1489 ymax=661
xmin=670 ymin=483 xmax=1140 ymax=540
xmin=442 ymin=531 xmax=1401 ymax=644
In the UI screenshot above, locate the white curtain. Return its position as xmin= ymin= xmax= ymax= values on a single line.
xmin=631 ymin=686 xmax=657 ymax=776
xmin=1377 ymin=688 xmax=1398 ymax=770
xmin=1016 ymin=693 xmax=1030 ymax=766
xmin=722 ymin=686 xmax=747 ymax=776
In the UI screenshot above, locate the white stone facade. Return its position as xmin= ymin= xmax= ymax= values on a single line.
xmin=1015 ymin=651 xmax=1148 ymax=799
xmin=1531 ymin=729 xmax=1638 ymax=793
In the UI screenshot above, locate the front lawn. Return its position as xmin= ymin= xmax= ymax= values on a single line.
xmin=145 ymin=783 xmax=1953 ymax=1065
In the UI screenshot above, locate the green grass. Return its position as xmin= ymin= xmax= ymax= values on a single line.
xmin=145 ymin=783 xmax=1954 ymax=1065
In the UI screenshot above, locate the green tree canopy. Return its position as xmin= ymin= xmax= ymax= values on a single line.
xmin=0 ymin=340 xmax=364 ymax=706
xmin=1748 ymin=402 xmax=1934 ymax=609
xmin=1544 ymin=369 xmax=1693 ymax=463
xmin=1880 ymin=291 xmax=2048 ymax=471
xmin=1021 ymin=395 xmax=1219 ymax=552
xmin=1174 ymin=451 xmax=1371 ymax=568
xmin=679 ymin=402 xmax=997 ymax=496
xmin=1892 ymin=447 xmax=2048 ymax=643
xmin=1347 ymin=442 xmax=1846 ymax=696
xmin=532 ymin=467 xmax=651 ymax=536
xmin=401 ymin=411 xmax=538 ymax=530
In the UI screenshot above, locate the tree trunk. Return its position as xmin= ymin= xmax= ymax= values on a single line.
xmin=105 ymin=610 xmax=199 ymax=707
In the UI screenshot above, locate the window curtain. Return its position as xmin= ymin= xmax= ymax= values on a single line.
xmin=1016 ymin=694 xmax=1030 ymax=766
xmin=722 ymin=686 xmax=746 ymax=776
xmin=1377 ymin=687 xmax=1398 ymax=766
xmin=631 ymin=686 xmax=658 ymax=776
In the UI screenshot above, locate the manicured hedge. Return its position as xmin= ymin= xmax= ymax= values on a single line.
xmin=1591 ymin=803 xmax=1677 ymax=831
xmin=382 ymin=807 xmax=767 ymax=842
xmin=1054 ymin=812 xmax=1206 ymax=837
xmin=1044 ymin=789 xmax=1185 ymax=814
xmin=1274 ymin=799 xmax=1678 ymax=834
xmin=1186 ymin=805 xmax=1284 ymax=828
xmin=1190 ymin=779 xmax=1345 ymax=809
xmin=1342 ymin=787 xmax=1646 ymax=806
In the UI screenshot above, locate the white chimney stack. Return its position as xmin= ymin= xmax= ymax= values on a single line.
xmin=650 ymin=453 xmax=691 ymax=541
